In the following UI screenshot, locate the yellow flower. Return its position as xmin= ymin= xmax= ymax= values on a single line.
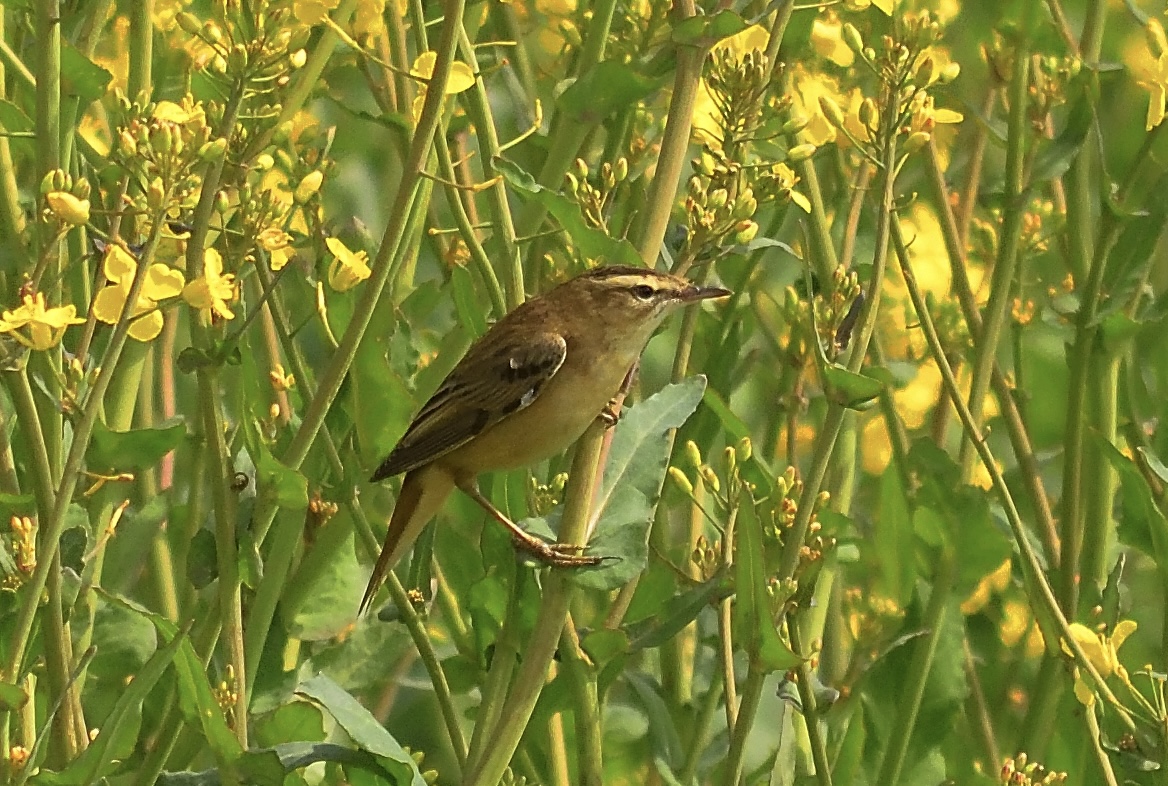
xmin=93 ymin=244 xmax=185 ymax=342
xmin=354 ymin=0 xmax=386 ymax=36
xmin=691 ymin=25 xmax=771 ymax=147
xmin=790 ymin=65 xmax=843 ymax=147
xmin=182 ymin=248 xmax=237 ymax=320
xmin=1139 ymin=52 xmax=1168 ymax=130
xmin=45 ymin=192 xmax=90 ymax=225
xmin=153 ymin=98 xmax=204 ymax=125
xmin=409 ymin=51 xmax=477 ymax=122
xmin=258 ymin=228 xmax=295 ymax=271
xmin=293 ymin=0 xmax=340 ymax=26
xmin=811 ymin=14 xmax=854 ymax=68
xmin=960 ymin=558 xmax=1011 ymax=615
xmin=0 ymin=292 xmax=85 ymax=351
xmin=326 ymin=237 xmax=371 ymax=292
xmin=1061 ymin=620 xmax=1137 ymax=680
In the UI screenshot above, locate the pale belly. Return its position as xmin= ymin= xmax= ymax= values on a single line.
xmin=438 ymin=350 xmax=634 ymax=477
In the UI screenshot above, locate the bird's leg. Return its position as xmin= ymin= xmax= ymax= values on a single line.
xmin=599 ymin=359 xmax=640 ymax=429
xmin=457 ymin=481 xmax=602 ymax=567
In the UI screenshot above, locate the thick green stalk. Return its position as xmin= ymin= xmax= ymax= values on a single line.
xmin=874 ymin=552 xmax=955 ymax=786
xmin=560 ymin=621 xmax=602 ymax=786
xmin=722 ymin=666 xmax=765 ymax=786
xmin=957 ymin=37 xmax=1029 ymax=479
xmin=635 ymin=0 xmax=700 ymax=266
xmin=788 ymin=624 xmax=833 ymax=786
xmin=463 ymin=423 xmax=607 ymax=786
xmin=1080 ymin=355 xmax=1119 ymax=597
xmin=0 ymin=12 xmax=25 ymax=242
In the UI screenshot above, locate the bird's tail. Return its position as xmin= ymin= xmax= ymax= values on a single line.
xmin=359 ymin=465 xmax=454 ymax=614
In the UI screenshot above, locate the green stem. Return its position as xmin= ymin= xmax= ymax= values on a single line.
xmin=874 ymin=552 xmax=955 ymax=786
xmin=789 ymin=624 xmax=833 ymax=786
xmin=956 ymin=36 xmax=1028 ymax=479
xmin=636 ymin=0 xmax=701 ymax=267
xmin=722 ymin=665 xmax=765 ymax=786
xmin=0 ymin=12 xmax=25 ymax=243
xmin=560 ymin=621 xmax=602 ymax=786
xmin=679 ymin=669 xmax=724 ymax=784
xmin=889 ymin=217 xmax=1133 ymax=727
xmin=463 ymin=422 xmax=607 ymax=786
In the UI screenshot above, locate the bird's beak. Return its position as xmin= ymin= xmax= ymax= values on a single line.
xmin=679 ymin=284 xmax=732 ymax=302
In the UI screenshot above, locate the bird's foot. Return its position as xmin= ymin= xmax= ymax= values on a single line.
xmin=512 ymin=532 xmax=602 ymax=567
xmin=598 ymin=399 xmax=622 ymax=429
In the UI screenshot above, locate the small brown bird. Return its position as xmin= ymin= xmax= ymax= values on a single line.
xmin=360 ymin=265 xmax=730 ymax=612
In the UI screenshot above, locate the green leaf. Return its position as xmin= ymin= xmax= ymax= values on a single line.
xmin=822 ymin=363 xmax=883 ymax=410
xmin=1138 ymin=447 xmax=1168 ymax=485
xmin=187 ymin=528 xmax=218 ymax=589
xmin=61 ymin=43 xmax=112 ymax=104
xmin=1100 ymin=437 xmax=1168 ymax=572
xmin=87 ymin=418 xmax=187 ymax=472
xmin=625 ymin=673 xmax=683 ymax=769
xmin=158 ymin=742 xmax=406 ymax=786
xmin=1026 ymin=90 xmax=1091 ymax=188
xmin=572 ymin=376 xmax=707 ymax=590
xmin=493 ymin=156 xmax=642 ymax=266
xmin=0 ymin=99 xmax=33 ymax=133
xmin=450 ymin=263 xmax=488 ymax=338
xmin=734 ymin=487 xmax=801 ymax=672
xmin=557 ymin=61 xmax=665 ymax=124
xmin=35 ymin=614 xmax=185 ymax=785
xmin=296 ymin=674 xmax=427 ymax=786
xmin=623 ymin=572 xmax=731 ymax=652
xmin=672 ymin=10 xmax=747 ymax=47
xmin=254 ymin=442 xmax=309 ymax=509
xmin=0 ymin=681 xmax=27 ymax=711
xmin=282 ymin=514 xmax=363 ymax=640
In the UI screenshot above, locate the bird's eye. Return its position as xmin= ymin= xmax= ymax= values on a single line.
xmin=631 ymin=284 xmax=655 ymax=300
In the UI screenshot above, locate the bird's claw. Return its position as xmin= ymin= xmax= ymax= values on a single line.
xmin=513 ymin=534 xmax=603 ymax=567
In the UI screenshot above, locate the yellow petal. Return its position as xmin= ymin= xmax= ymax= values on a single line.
xmin=411 ymin=50 xmax=437 ymax=80
xmin=872 ymin=0 xmax=893 ymax=13
xmin=1073 ymin=674 xmax=1096 ymax=706
xmin=103 ymin=245 xmax=138 ymax=284
xmin=93 ymin=286 xmax=127 ymax=325
xmin=447 ymin=62 xmax=476 ymax=93
xmin=128 ymin=311 xmax=165 ymax=342
xmin=153 ymin=101 xmax=192 ymax=124
xmin=932 ymin=108 xmax=964 ymax=125
xmin=45 ymin=192 xmax=90 ymax=225
xmin=144 ymin=264 xmax=186 ymax=300
xmin=790 ymin=190 xmax=812 ymax=213
xmin=1111 ymin=619 xmax=1137 ymax=651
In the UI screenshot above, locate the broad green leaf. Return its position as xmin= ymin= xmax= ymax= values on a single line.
xmin=556 ymin=61 xmax=664 ymax=124
xmin=61 ymin=43 xmax=112 ymax=103
xmin=1100 ymin=437 xmax=1168 ymax=576
xmin=493 ymin=156 xmax=642 ymax=266
xmin=572 ymin=376 xmax=706 ymax=590
xmin=100 ymin=592 xmax=243 ymax=766
xmin=35 ymin=616 xmax=185 ymax=785
xmin=734 ymin=487 xmax=800 ymax=672
xmin=450 ymin=263 xmax=488 ymax=337
xmin=0 ymin=99 xmax=32 ymax=133
xmin=157 ymin=742 xmax=404 ymax=786
xmin=88 ymin=418 xmax=187 ymax=472
xmin=296 ymin=674 xmax=426 ymax=786
xmin=1026 ymin=91 xmax=1090 ymax=189
xmin=625 ymin=673 xmax=683 ymax=769
xmin=1139 ymin=447 xmax=1168 ymax=485
xmin=256 ymin=700 xmax=327 ymax=749
xmin=283 ymin=514 xmax=363 ymax=640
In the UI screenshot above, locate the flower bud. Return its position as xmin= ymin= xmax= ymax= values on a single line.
xmin=698 ymin=150 xmax=716 ymax=176
xmin=687 ymin=176 xmax=704 ymax=199
xmin=734 ymin=220 xmax=759 ymax=245
xmin=118 ymin=129 xmax=138 ymax=157
xmin=916 ymin=56 xmax=936 ymax=86
xmin=574 ymin=157 xmax=588 ymax=179
xmin=46 ymin=192 xmax=90 ymax=225
xmin=782 ymin=114 xmax=809 ymax=135
xmin=819 ymin=95 xmax=845 ymax=128
xmin=842 ymin=23 xmax=864 ymax=54
xmin=177 ymin=12 xmax=202 ymax=35
xmin=294 ymin=170 xmax=323 ymax=204
xmin=228 ymin=43 xmax=248 ymax=73
xmin=700 ymin=466 xmax=720 ymax=493
xmin=614 ymin=157 xmax=628 ymax=182
xmin=859 ymin=98 xmax=878 ymax=129
xmin=215 ymin=190 xmax=230 ymax=214
xmin=198 ymin=138 xmax=228 ymax=161
xmin=565 ymin=172 xmax=579 ymax=194
xmin=736 ymin=437 xmax=752 ymax=462
xmin=669 ymin=467 xmax=694 ymax=496
xmin=786 ymin=143 xmax=816 ymax=163
xmin=707 ymin=188 xmax=728 ymax=209
xmin=255 ymin=153 xmax=275 ymax=171
xmin=73 ymin=177 xmax=91 ymax=200
xmin=685 ymin=439 xmax=703 ymax=470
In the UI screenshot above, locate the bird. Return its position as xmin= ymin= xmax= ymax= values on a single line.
xmin=359 ymin=264 xmax=731 ymax=613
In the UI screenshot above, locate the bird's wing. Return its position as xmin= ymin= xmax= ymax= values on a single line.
xmin=370 ymin=331 xmax=568 ymax=481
